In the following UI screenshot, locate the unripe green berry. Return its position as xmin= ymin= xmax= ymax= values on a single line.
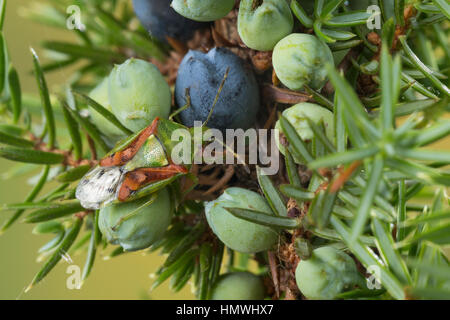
xmin=88 ymin=78 xmax=126 ymax=145
xmin=205 ymin=188 xmax=278 ymax=254
xmin=171 ymin=0 xmax=235 ymax=22
xmin=238 ymin=0 xmax=293 ymax=51
xmin=108 ymin=58 xmax=171 ymax=132
xmin=275 ymin=102 xmax=335 ymax=163
xmin=211 ymin=272 xmax=265 ymax=300
xmin=99 ymin=188 xmax=173 ymax=252
xmin=295 ymin=246 xmax=361 ymax=299
xmin=273 ymin=33 xmax=334 ymax=90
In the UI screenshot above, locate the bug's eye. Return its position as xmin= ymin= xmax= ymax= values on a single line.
xmin=76 ymin=166 xmax=125 ymax=210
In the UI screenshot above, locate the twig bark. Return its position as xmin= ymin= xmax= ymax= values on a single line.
xmin=268 ymin=251 xmax=280 ymax=299
xmin=263 ymin=84 xmax=311 ymax=105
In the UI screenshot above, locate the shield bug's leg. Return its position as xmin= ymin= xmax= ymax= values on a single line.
xmin=100 ymin=117 xmax=161 ymax=167
xmin=110 ymin=193 xmax=159 ymax=231
xmin=182 ymin=172 xmax=199 ymax=197
xmin=118 ymin=163 xmax=188 ymax=201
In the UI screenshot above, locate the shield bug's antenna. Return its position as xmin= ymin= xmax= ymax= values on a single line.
xmin=202 ymin=67 xmax=230 ymax=128
xmin=170 ymin=88 xmax=191 ymax=121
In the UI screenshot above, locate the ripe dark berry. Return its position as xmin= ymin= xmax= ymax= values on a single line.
xmin=132 ymin=0 xmax=209 ymax=43
xmin=175 ymin=47 xmax=260 ymax=131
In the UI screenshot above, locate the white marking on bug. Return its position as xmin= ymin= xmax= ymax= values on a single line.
xmin=76 ymin=166 xmax=125 ymax=210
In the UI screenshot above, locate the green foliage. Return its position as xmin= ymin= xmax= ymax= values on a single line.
xmin=291 ymin=0 xmax=372 ymax=43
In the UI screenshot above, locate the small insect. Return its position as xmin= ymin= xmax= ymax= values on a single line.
xmin=76 ymin=117 xmax=191 ymax=210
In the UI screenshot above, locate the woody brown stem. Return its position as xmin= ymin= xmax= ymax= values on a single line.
xmin=74 ymin=211 xmax=93 ymax=219
xmin=29 ymin=133 xmax=96 ymax=168
xmin=203 ymin=165 xmax=235 ymax=195
xmin=86 ymin=134 xmax=97 ymax=161
xmin=268 ymin=251 xmax=280 ymax=299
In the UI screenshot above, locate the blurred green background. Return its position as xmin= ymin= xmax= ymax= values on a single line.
xmin=0 ymin=0 xmax=193 ymax=300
